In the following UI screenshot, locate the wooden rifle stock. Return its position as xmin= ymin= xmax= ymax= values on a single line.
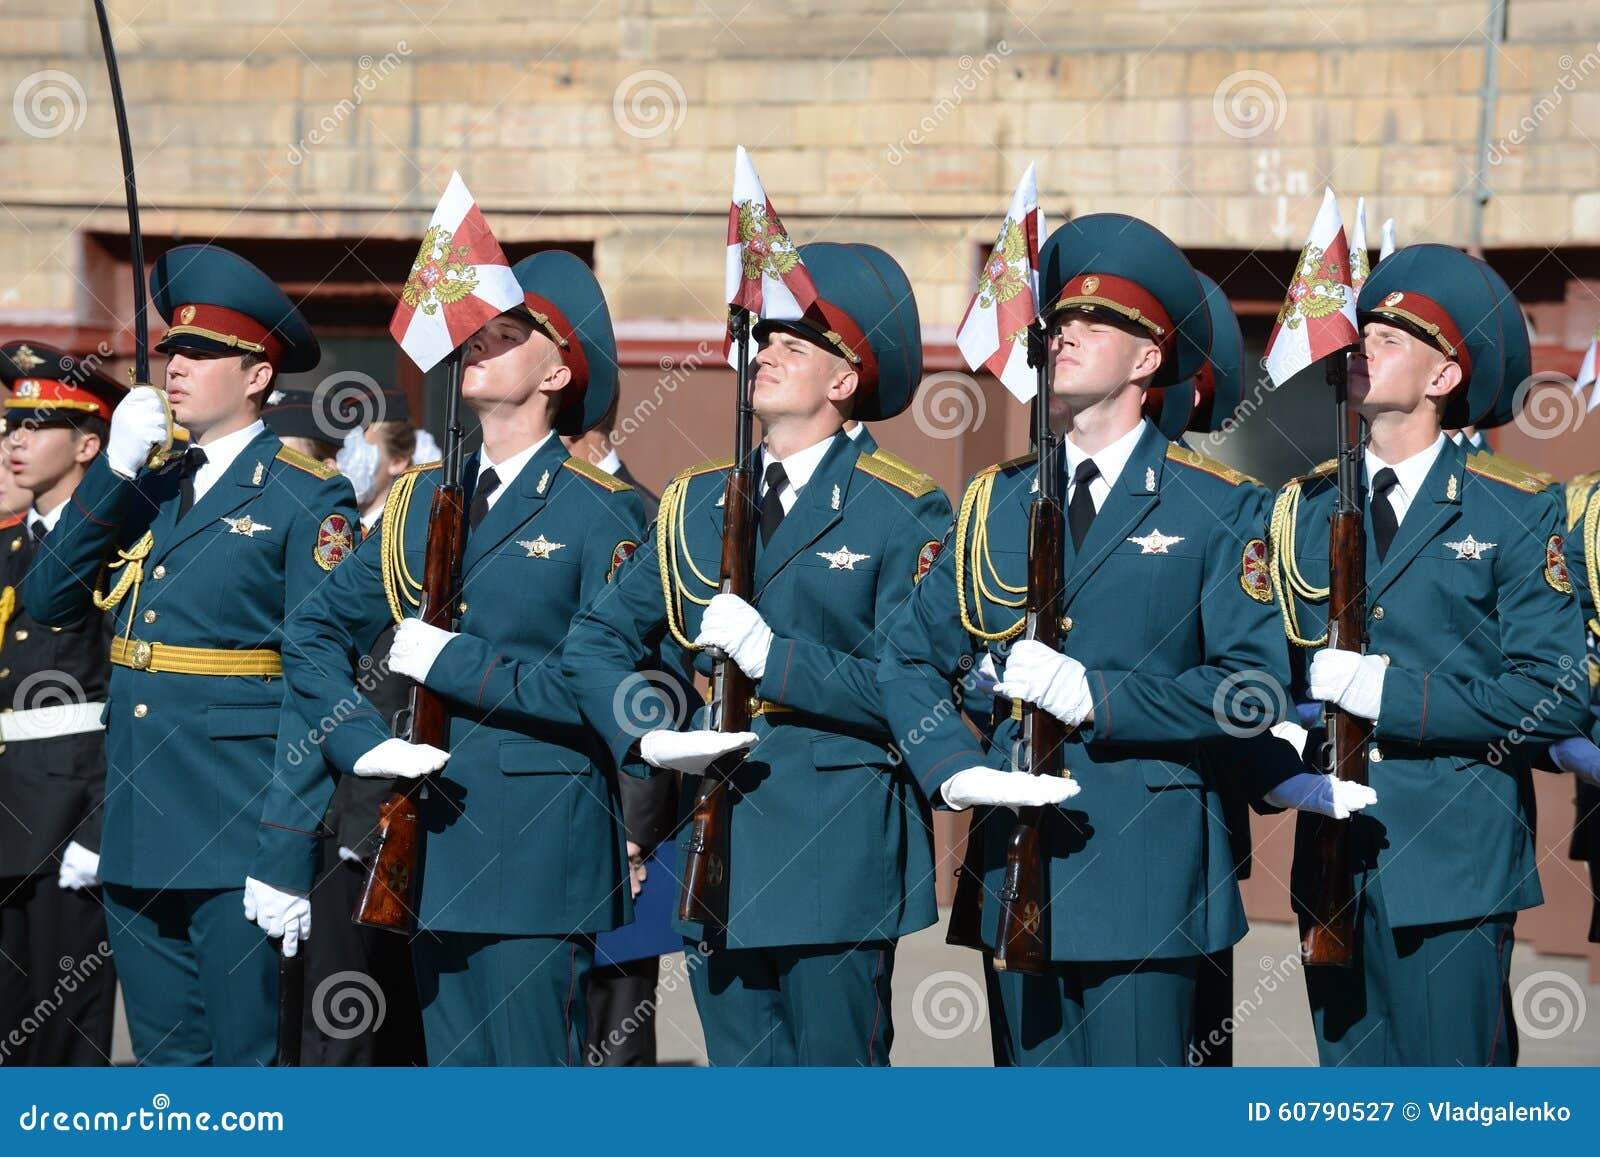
xmin=357 ymin=354 xmax=468 ymax=933
xmin=1300 ymin=357 xmax=1369 ymax=967
xmin=993 ymin=327 xmax=1068 ymax=976
xmin=679 ymin=308 xmax=758 ymax=932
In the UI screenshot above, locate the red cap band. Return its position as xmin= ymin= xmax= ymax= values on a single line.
xmin=161 ymin=303 xmax=284 ymax=366
xmin=1366 ymin=290 xmax=1473 ymax=380
xmin=1049 ymin=273 xmax=1174 ymax=345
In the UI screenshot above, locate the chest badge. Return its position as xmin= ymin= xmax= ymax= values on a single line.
xmin=817 ymin=545 xmax=870 ymax=570
xmin=518 ymin=534 xmax=566 ymax=559
xmin=1128 ymin=528 xmax=1183 ymax=554
xmin=1444 ymin=534 xmax=1495 ymax=560
xmin=222 ymin=514 xmax=271 ymax=538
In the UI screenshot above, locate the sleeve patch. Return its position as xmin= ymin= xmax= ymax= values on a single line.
xmin=314 ymin=513 xmax=355 ymax=572
xmin=916 ymin=539 xmax=941 ymax=583
xmin=607 ymin=539 xmax=639 ymax=583
xmin=1240 ymin=537 xmax=1273 ymax=603
xmin=1545 ymin=533 xmax=1573 ymax=595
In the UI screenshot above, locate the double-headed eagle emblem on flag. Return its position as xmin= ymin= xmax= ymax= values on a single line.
xmin=1274 ymin=242 xmax=1352 ymax=332
xmin=401 ymin=224 xmax=480 ymax=317
xmin=734 ymin=200 xmax=802 ymax=284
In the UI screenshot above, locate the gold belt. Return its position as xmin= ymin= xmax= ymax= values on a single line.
xmin=110 ymin=637 xmax=282 ymax=677
xmin=748 ymin=697 xmax=793 ymax=719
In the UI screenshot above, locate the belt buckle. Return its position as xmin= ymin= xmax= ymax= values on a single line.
xmin=129 ymin=640 xmax=153 ymax=671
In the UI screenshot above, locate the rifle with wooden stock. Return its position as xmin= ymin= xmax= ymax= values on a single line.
xmin=357 ymin=351 xmax=467 ymax=932
xmin=678 ymin=306 xmax=758 ymax=932
xmin=1300 ymin=349 xmax=1369 ymax=967
xmin=990 ymin=321 xmax=1069 ymax=975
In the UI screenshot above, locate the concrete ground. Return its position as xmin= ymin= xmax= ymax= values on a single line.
xmin=108 ymin=913 xmax=1598 ymax=1066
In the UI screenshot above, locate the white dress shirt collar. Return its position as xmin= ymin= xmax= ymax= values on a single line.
xmin=477 ymin=431 xmax=553 ymax=510
xmin=194 ymin=419 xmax=267 ymax=503
xmin=760 ymin=431 xmax=840 ymax=513
xmin=1366 ymin=432 xmax=1446 ymax=523
xmin=1062 ymin=418 xmax=1148 ymax=510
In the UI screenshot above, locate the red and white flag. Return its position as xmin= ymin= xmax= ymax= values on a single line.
xmin=1264 ymin=187 xmax=1360 ymax=387
xmin=390 ymin=171 xmax=525 ymax=373
xmin=1379 ymin=217 xmax=1398 ymax=262
xmin=724 ymin=145 xmax=817 ymax=366
xmin=956 ymin=163 xmax=1045 ymax=401
xmin=1349 ymin=197 xmax=1371 ymax=291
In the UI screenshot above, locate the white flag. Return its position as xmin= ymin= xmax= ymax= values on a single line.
xmin=724 ymin=145 xmax=817 ymax=368
xmin=1349 ymin=197 xmax=1370 ymax=291
xmin=1263 ymin=187 xmax=1359 ymax=388
xmin=1379 ymin=218 xmax=1398 ymax=262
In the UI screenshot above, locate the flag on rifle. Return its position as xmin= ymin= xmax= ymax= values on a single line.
xmin=724 ymin=145 xmax=817 ymax=367
xmin=1379 ymin=217 xmax=1398 ymax=262
xmin=1576 ymin=324 xmax=1599 ymax=409
xmin=390 ymin=171 xmax=525 ymax=372
xmin=956 ymin=162 xmax=1045 ymax=401
xmin=1349 ymin=197 xmax=1371 ymax=291
xmin=1264 ymin=186 xmax=1360 ymax=387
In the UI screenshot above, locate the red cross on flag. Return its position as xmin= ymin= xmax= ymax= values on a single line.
xmin=390 ymin=171 xmax=525 ymax=372
xmin=956 ymin=162 xmax=1045 ymax=401
xmin=724 ymin=145 xmax=817 ymax=367
xmin=1264 ymin=187 xmax=1360 ymax=387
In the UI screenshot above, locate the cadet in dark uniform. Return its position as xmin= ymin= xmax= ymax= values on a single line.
xmin=281 ymin=252 xmax=645 ymax=1066
xmin=878 ymin=216 xmax=1293 ymax=1066
xmin=560 ymin=243 xmax=952 ymax=1066
xmin=261 ymin=386 xmax=428 ymax=1066
xmin=0 ymin=342 xmax=122 ymax=1065
xmin=1269 ymin=244 xmax=1587 ymax=1065
xmin=23 ymin=247 xmax=358 ymax=1066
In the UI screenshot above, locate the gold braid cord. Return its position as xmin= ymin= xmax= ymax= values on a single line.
xmin=93 ymin=532 xmax=155 ymax=646
xmin=954 ymin=467 xmax=1026 ymax=643
xmin=0 ymin=585 xmax=13 ymax=654
xmin=1584 ymin=483 xmax=1600 ymax=647
xmin=657 ymin=474 xmax=720 ymax=651
xmin=380 ymin=469 xmax=425 ymax=625
xmin=1268 ymin=482 xmax=1330 ymax=648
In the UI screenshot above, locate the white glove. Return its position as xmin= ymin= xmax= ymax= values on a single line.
xmin=971 ymin=652 xmax=999 ymax=697
xmin=941 ymin=765 xmax=1083 ymax=812
xmin=992 ymin=639 xmax=1094 ymax=727
xmin=639 ymin=728 xmax=758 ymax=776
xmin=57 ymin=841 xmax=100 ymax=890
xmin=694 ymin=594 xmax=773 ymax=681
xmin=242 ymin=876 xmax=312 ymax=957
xmin=352 ymin=736 xmax=450 ymax=779
xmin=105 ymin=386 xmax=172 ymax=479
xmin=1264 ymin=771 xmax=1378 ymax=819
xmin=1550 ymin=736 xmax=1600 ymax=788
xmin=389 ymin=618 xmax=457 ymax=684
xmin=1308 ymin=649 xmax=1386 ymax=721
xmin=1270 ymin=719 xmax=1311 ymax=759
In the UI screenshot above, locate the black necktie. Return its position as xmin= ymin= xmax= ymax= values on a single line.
xmin=469 ymin=466 xmax=501 ymax=531
xmin=1371 ymin=467 xmax=1400 ymax=560
xmin=176 ymin=446 xmax=208 ymax=519
xmin=28 ymin=519 xmax=46 ymax=546
xmin=1067 ymin=458 xmax=1100 ymax=551
xmin=759 ymin=461 xmax=788 ymax=546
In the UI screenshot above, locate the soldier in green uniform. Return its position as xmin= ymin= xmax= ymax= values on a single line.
xmin=23 ymin=246 xmax=358 ymax=1066
xmin=280 ymin=251 xmax=646 ymax=1066
xmin=1268 ymin=244 xmax=1588 ymax=1065
xmin=545 ymin=242 xmax=951 ymax=1065
xmin=876 ymin=215 xmax=1304 ymax=1066
xmin=0 ymin=343 xmax=123 ymax=1065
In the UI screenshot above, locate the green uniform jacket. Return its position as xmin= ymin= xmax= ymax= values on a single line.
xmin=281 ymin=436 xmax=646 ymax=937
xmin=878 ymin=420 xmax=1290 ymax=961
xmin=1271 ymin=438 xmax=1587 ymax=929
xmin=23 ymin=433 xmax=357 ymax=892
xmin=559 ymin=430 xmax=953 ymax=950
